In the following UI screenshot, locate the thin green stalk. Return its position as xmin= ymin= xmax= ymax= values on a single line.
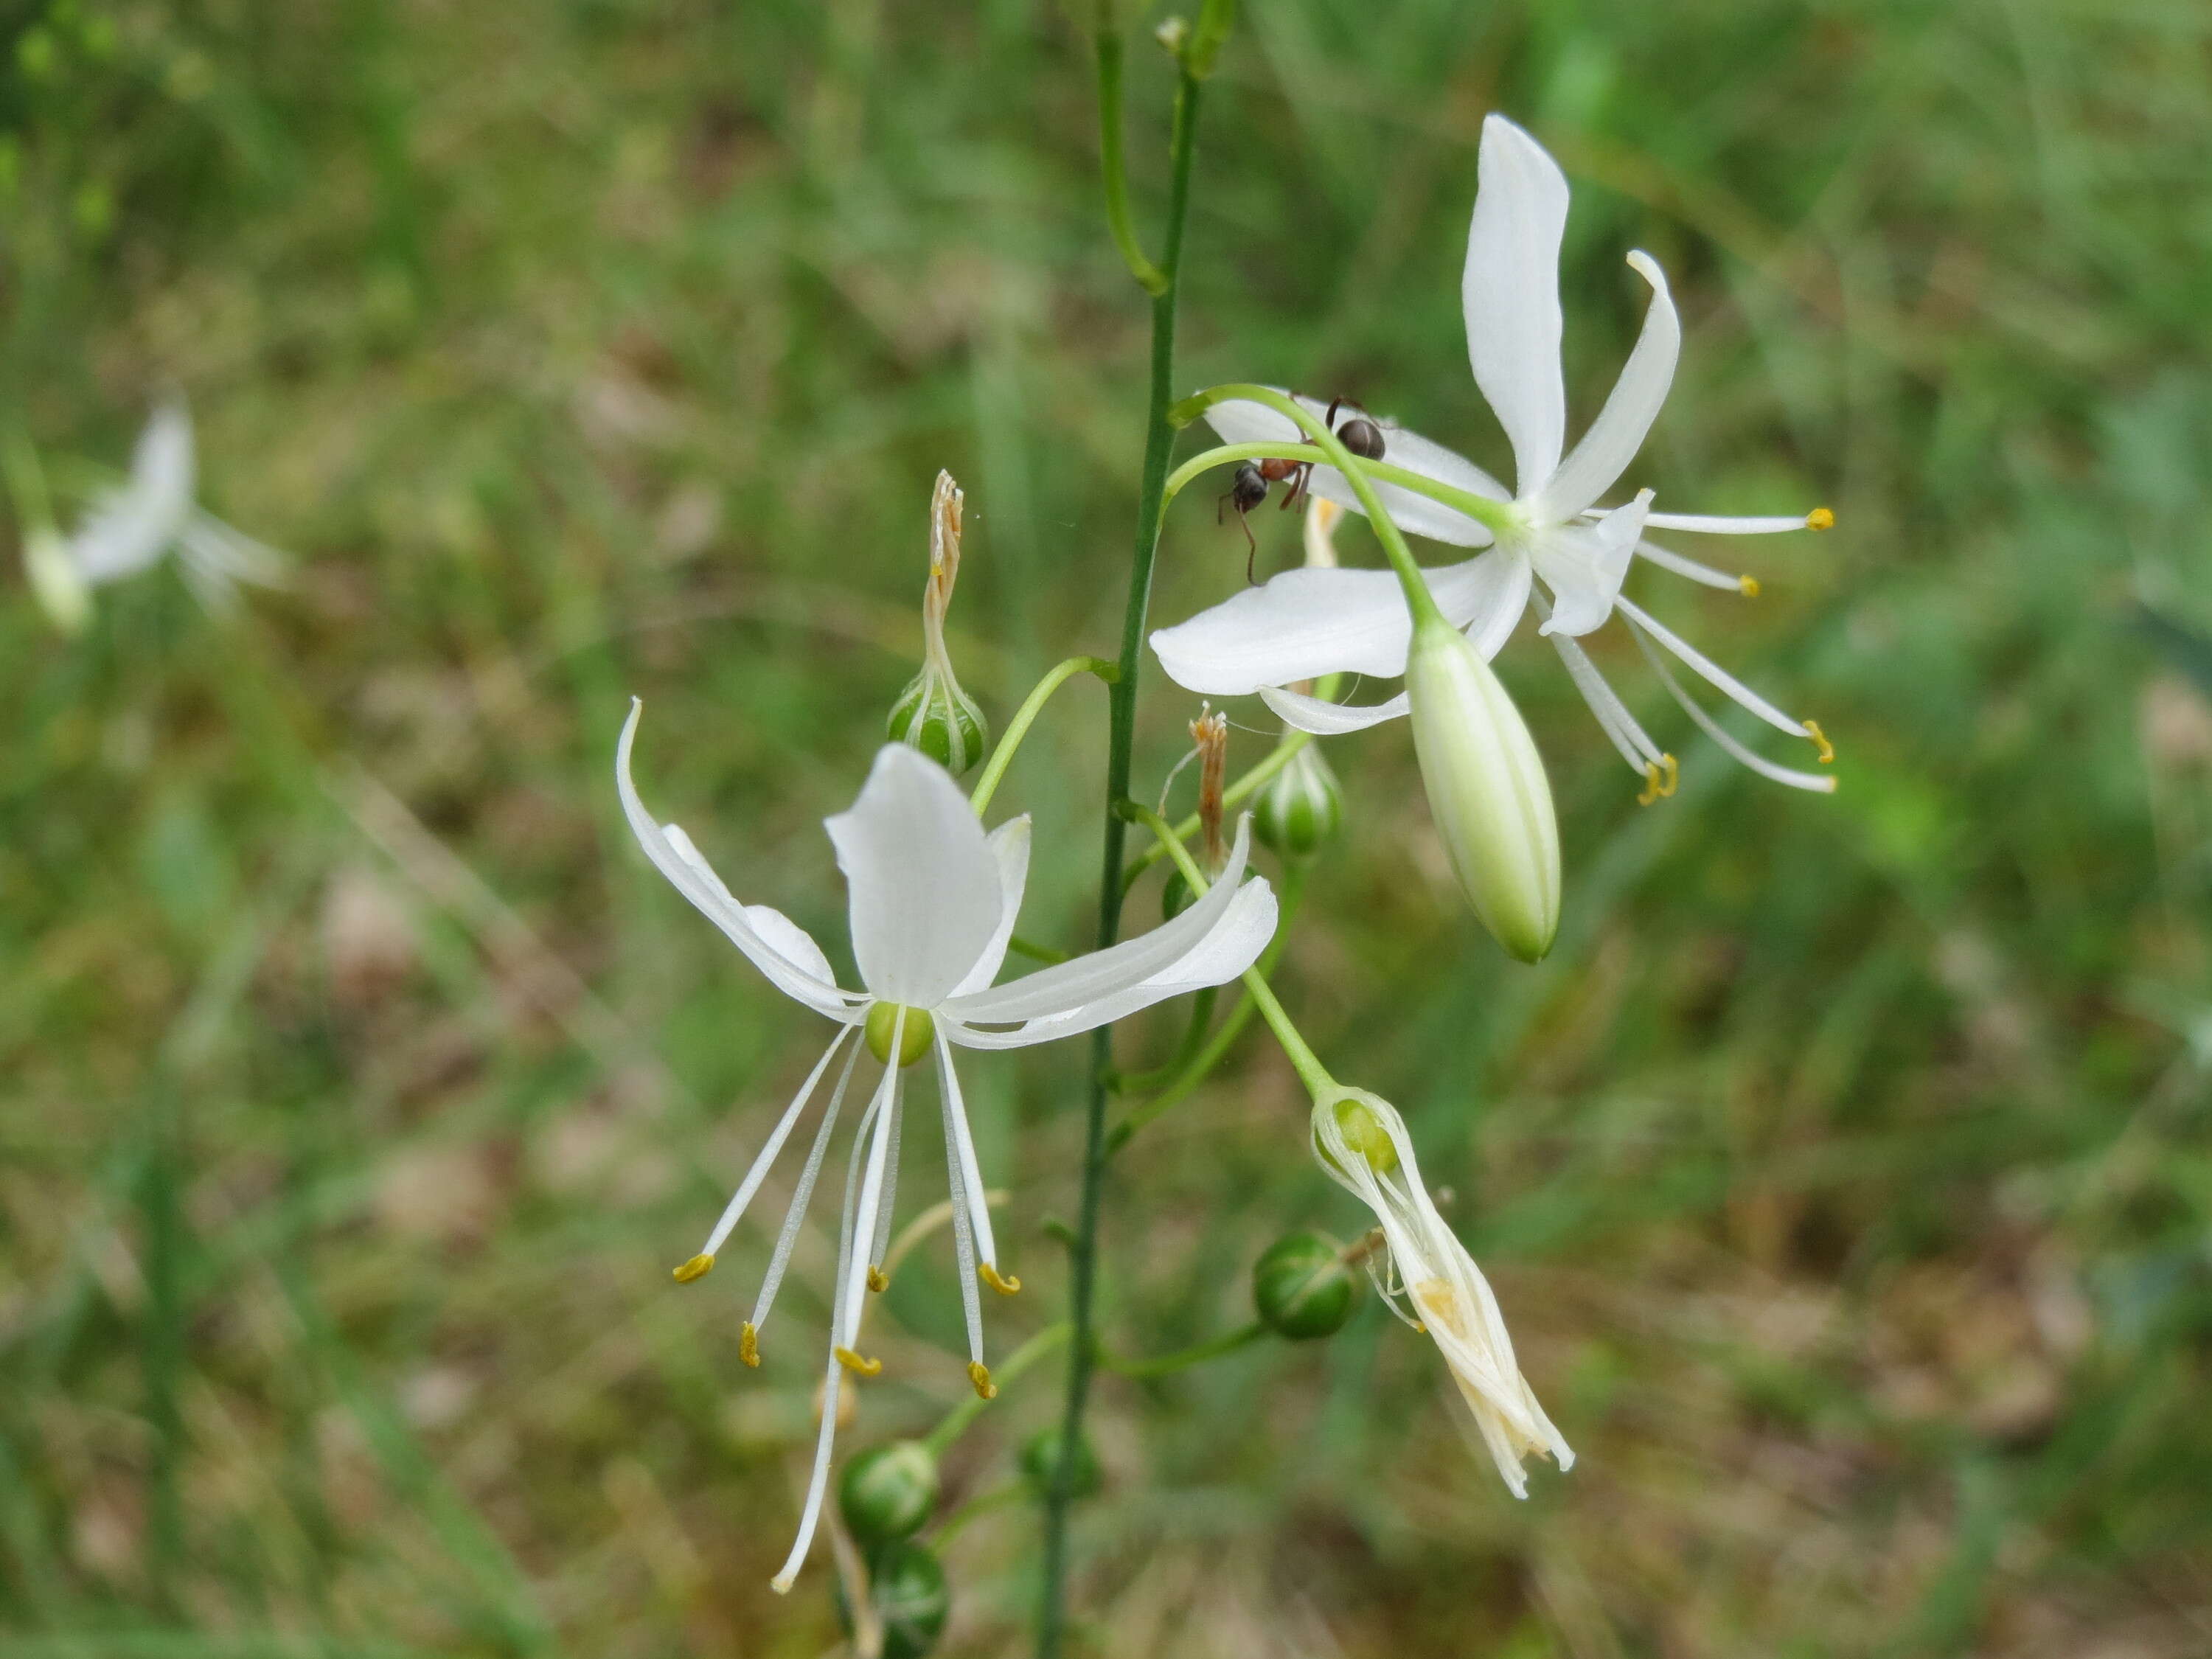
xmin=924 ymin=1322 xmax=1072 ymax=1457
xmin=1100 ymin=1319 xmax=1265 ymax=1380
xmin=1122 ymin=726 xmax=1312 ymax=891
xmin=970 ymin=654 xmax=1118 ymax=816
xmin=1106 ymin=984 xmax=1217 ymax=1095
xmin=1094 ymin=24 xmax=1167 ymax=296
xmin=1040 ymin=56 xmax=1206 ymax=1659
xmin=1161 ymin=439 xmax=1520 ymax=538
xmin=1168 ymin=384 xmax=1447 ymax=620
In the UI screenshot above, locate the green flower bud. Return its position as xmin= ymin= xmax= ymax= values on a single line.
xmin=1017 ymin=1425 xmax=1102 ymax=1503
xmin=888 ymin=671 xmax=990 ymax=775
xmin=1253 ymin=745 xmax=1343 ymax=860
xmin=835 ymin=1539 xmax=950 ymax=1659
xmin=1252 ymin=1229 xmax=1358 ymax=1340
xmin=838 ymin=1441 xmax=939 ymax=1547
xmin=1404 ymin=611 xmax=1559 ymax=962
xmin=863 ymin=1004 xmax=936 ymax=1068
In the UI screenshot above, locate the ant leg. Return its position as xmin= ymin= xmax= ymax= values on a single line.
xmin=1237 ymin=510 xmax=1259 ymax=583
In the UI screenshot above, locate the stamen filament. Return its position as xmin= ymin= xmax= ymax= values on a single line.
xmin=751 ymin=1036 xmax=867 ymax=1332
xmin=700 ymin=1025 xmax=857 ymax=1261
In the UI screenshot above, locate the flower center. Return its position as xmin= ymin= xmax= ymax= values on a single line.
xmin=864 ymin=1003 xmax=936 ymax=1068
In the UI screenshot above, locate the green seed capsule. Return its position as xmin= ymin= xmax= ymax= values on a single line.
xmin=1252 ymin=1229 xmax=1359 ymax=1340
xmin=888 ymin=671 xmax=990 ymax=774
xmin=1253 ymin=745 xmax=1344 ymax=860
xmin=1330 ymin=1092 xmax=1400 ymax=1176
xmin=1016 ymin=1425 xmax=1102 ymax=1503
xmin=1159 ymin=866 xmax=1196 ymax=922
xmin=838 ymin=1441 xmax=940 ymax=1548
xmin=864 ymin=1004 xmax=936 ymax=1068
xmin=835 ymin=1539 xmax=950 ymax=1659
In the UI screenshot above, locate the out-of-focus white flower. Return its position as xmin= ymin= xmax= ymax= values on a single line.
xmin=1153 ymin=114 xmax=1835 ymax=796
xmin=21 ymin=400 xmax=285 ymax=630
xmin=618 ymin=706 xmax=1276 ymax=1589
xmin=1312 ymin=1088 xmax=1571 ymax=1497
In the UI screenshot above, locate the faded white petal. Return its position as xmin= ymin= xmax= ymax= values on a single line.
xmin=1464 ymin=115 xmax=1569 ymax=495
xmin=1540 ymin=251 xmax=1680 ymax=519
xmin=827 ymin=743 xmax=1005 ymax=1006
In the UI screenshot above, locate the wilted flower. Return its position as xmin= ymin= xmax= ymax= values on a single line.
xmin=12 ymin=399 xmax=285 ymax=632
xmin=618 ymin=704 xmax=1276 ymax=1587
xmin=887 ymin=470 xmax=990 ymax=773
xmin=1153 ymin=114 xmax=1834 ymax=796
xmin=1312 ymin=1088 xmax=1571 ymax=1496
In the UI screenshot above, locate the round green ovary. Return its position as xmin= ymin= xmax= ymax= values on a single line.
xmin=865 ymin=1003 xmax=936 ymax=1067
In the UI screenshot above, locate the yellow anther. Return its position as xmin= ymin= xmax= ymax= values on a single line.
xmin=1635 ymin=755 xmax=1677 ymax=807
xmin=740 ymin=1322 xmax=760 ymax=1368
xmin=1803 ymin=720 xmax=1835 ymax=764
xmin=866 ymin=1265 xmax=890 ymax=1293
xmin=1738 ymin=574 xmax=1761 ymax=598
xmin=1661 ymin=754 xmax=1679 ymax=795
xmin=672 ymin=1253 xmax=715 ymax=1284
xmin=967 ymin=1361 xmax=998 ymax=1400
xmin=834 ymin=1346 xmax=882 ymax=1378
xmin=978 ymin=1262 xmax=1022 ymax=1296
xmin=1806 ymin=506 xmax=1835 ymax=531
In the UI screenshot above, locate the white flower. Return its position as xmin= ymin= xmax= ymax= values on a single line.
xmin=1312 ymin=1089 xmax=1571 ymax=1497
xmin=1152 ymin=114 xmax=1835 ymax=795
xmin=617 ymin=702 xmax=1276 ymax=1588
xmin=32 ymin=399 xmax=286 ymax=630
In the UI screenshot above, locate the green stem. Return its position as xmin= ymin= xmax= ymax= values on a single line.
xmin=1100 ymin=1319 xmax=1265 ymax=1380
xmin=923 ymin=1322 xmax=1072 ymax=1458
xmin=1008 ymin=934 xmax=1071 ymax=965
xmin=970 ymin=655 xmax=1119 ymax=816
xmin=1105 ymin=984 xmax=1217 ymax=1095
xmin=1094 ymin=24 xmax=1168 ymax=296
xmin=1107 ymin=864 xmax=1304 ymax=1155
xmin=1121 ymin=726 xmax=1312 ymax=891
xmin=1167 ymin=385 xmax=1448 ymax=622
xmin=1041 ymin=56 xmax=1205 ymax=1659
xmin=1117 ymin=801 xmax=1336 ymax=1099
xmin=1162 ymin=439 xmax=1519 ymax=538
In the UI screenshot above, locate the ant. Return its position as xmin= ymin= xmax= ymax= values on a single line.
xmin=1217 ymin=396 xmax=1388 ymax=582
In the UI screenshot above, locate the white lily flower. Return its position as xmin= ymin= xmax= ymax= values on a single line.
xmin=31 ymin=400 xmax=287 ymax=629
xmin=1312 ymin=1089 xmax=1571 ymax=1497
xmin=1152 ymin=114 xmax=1835 ymax=796
xmin=616 ymin=702 xmax=1277 ymax=1589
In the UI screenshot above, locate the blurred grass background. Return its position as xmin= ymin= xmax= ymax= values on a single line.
xmin=5 ymin=0 xmax=2211 ymax=1653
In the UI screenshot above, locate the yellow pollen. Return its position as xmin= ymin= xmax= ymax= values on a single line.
xmin=1739 ymin=574 xmax=1761 ymax=598
xmin=834 ymin=1346 xmax=882 ymax=1378
xmin=866 ymin=1265 xmax=890 ymax=1293
xmin=967 ymin=1361 xmax=998 ymax=1400
xmin=1635 ymin=754 xmax=1680 ymax=807
xmin=672 ymin=1253 xmax=715 ymax=1284
xmin=740 ymin=1322 xmax=760 ymax=1368
xmin=1803 ymin=720 xmax=1835 ymax=764
xmin=1806 ymin=507 xmax=1835 ymax=531
xmin=978 ymin=1263 xmax=1022 ymax=1296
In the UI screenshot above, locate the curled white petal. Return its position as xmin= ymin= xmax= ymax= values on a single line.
xmin=1260 ymin=685 xmax=1409 ymax=734
xmin=1540 ymin=251 xmax=1680 ymax=520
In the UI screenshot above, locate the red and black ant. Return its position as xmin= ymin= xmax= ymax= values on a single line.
xmin=1217 ymin=397 xmax=1388 ymax=582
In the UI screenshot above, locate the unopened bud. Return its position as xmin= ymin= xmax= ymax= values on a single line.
xmin=1252 ymin=1229 xmax=1358 ymax=1340
xmin=24 ymin=525 xmax=88 ymax=634
xmin=1254 ymin=744 xmax=1343 ymax=860
xmin=1404 ymin=611 xmax=1559 ymax=962
xmin=835 ymin=1539 xmax=950 ymax=1659
xmin=1018 ymin=1425 xmax=1102 ymax=1503
xmin=838 ymin=1441 xmax=939 ymax=1547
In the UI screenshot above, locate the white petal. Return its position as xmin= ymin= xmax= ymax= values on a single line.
xmin=1203 ymin=394 xmax=1503 ymax=546
xmin=827 ymin=744 xmax=1005 ymax=1007
xmin=616 ymin=702 xmax=862 ymax=1018
xmin=1152 ymin=551 xmax=1521 ymax=697
xmin=942 ymin=815 xmax=1266 ymax=1028
xmin=947 ymin=817 xmax=1032 ymax=997
xmin=1259 ymin=685 xmax=1409 ymax=734
xmin=1540 ymin=251 xmax=1680 ymax=518
xmin=1531 ymin=491 xmax=1650 ymax=637
xmin=1458 ymin=547 xmax=1532 ymax=661
xmin=945 ymin=879 xmax=1277 ymax=1050
xmin=1613 ymin=594 xmax=1804 ymax=735
xmin=69 ymin=400 xmax=196 ymax=583
xmin=1464 ymin=115 xmax=1569 ymax=495
xmin=177 ymin=511 xmax=288 ymax=589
